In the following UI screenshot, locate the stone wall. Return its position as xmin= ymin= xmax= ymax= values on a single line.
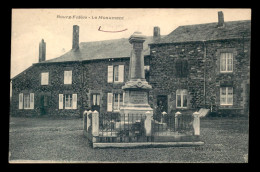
xmin=82 ymin=58 xmax=130 ymax=114
xmin=11 ymin=62 xmax=84 ymax=117
xmin=149 ymin=38 xmax=250 ymax=116
xmin=11 ymin=56 xmax=151 ymax=117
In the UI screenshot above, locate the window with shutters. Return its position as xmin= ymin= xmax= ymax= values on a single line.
xmin=220 ymin=53 xmax=233 ymax=73
xmin=108 ymin=65 xmax=124 ymax=83
xmin=113 ymin=93 xmax=123 ymax=111
xmin=220 ymin=87 xmax=233 ymax=105
xmin=64 ymin=70 xmax=72 ymax=84
xmin=60 ymin=94 xmax=77 ymax=109
xmin=176 ymin=89 xmax=188 ymax=108
xmin=41 ymin=72 xmax=49 ymax=85
xmin=175 ymin=59 xmax=188 ymax=77
xmin=65 ymin=94 xmax=73 ymax=109
xmin=20 ymin=93 xmax=34 ymax=109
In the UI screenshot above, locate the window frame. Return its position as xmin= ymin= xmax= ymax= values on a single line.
xmin=92 ymin=93 xmax=100 ymax=106
xmin=220 ymin=53 xmax=233 ymax=73
xmin=113 ymin=65 xmax=119 ymax=82
xmin=220 ymin=87 xmax=233 ymax=106
xmin=64 ymin=94 xmax=73 ymax=109
xmin=175 ymin=58 xmax=189 ymax=78
xmin=176 ymin=89 xmax=188 ymax=108
xmin=41 ymin=72 xmax=49 ymax=85
xmin=64 ymin=70 xmax=72 ymax=85
xmin=113 ymin=93 xmax=123 ymax=111
xmin=23 ymin=93 xmax=31 ymax=109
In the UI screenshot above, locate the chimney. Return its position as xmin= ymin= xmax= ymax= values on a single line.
xmin=72 ymin=25 xmax=79 ymax=50
xmin=218 ymin=11 xmax=225 ymax=27
xmin=153 ymin=26 xmax=161 ymax=42
xmin=39 ymin=39 xmax=46 ymax=62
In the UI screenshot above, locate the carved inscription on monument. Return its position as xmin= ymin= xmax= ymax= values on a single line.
xmin=130 ymin=91 xmax=147 ymax=104
xmin=134 ymin=42 xmax=143 ymax=49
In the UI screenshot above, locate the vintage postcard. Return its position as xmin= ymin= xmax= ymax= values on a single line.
xmin=9 ymin=8 xmax=250 ymax=163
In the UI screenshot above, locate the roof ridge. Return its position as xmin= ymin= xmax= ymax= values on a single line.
xmin=79 ymin=36 xmax=155 ymax=44
xmin=177 ymin=19 xmax=251 ymax=28
xmin=156 ymin=19 xmax=251 ymax=44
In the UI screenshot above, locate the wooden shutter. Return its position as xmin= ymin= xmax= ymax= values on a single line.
xmin=182 ymin=60 xmax=188 ymax=77
xmin=59 ymin=94 xmax=63 ymax=109
xmin=19 ymin=93 xmax=23 ymax=109
xmin=118 ymin=65 xmax=124 ymax=82
xmin=41 ymin=73 xmax=44 ymax=85
xmin=64 ymin=71 xmax=67 ymax=84
xmin=107 ymin=66 xmax=113 ymax=83
xmin=69 ymin=71 xmax=72 ymax=84
xmin=72 ymin=94 xmax=77 ymax=109
xmin=107 ymin=93 xmax=113 ymax=112
xmin=220 ymin=53 xmax=226 ymax=72
xmin=30 ymin=93 xmax=34 ymax=109
xmin=41 ymin=73 xmax=49 ymax=85
xmin=175 ymin=59 xmax=182 ymax=77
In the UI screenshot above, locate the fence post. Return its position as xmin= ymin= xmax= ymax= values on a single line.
xmin=175 ymin=111 xmax=181 ymax=131
xmin=86 ymin=110 xmax=92 ymax=132
xmin=83 ymin=110 xmax=88 ymax=131
xmin=161 ymin=111 xmax=167 ymax=123
xmin=193 ymin=111 xmax=200 ymax=135
xmin=92 ymin=110 xmax=99 ymax=137
xmin=145 ymin=111 xmax=153 ymax=136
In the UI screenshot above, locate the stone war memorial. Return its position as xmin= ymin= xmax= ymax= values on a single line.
xmin=83 ymin=32 xmax=204 ymax=148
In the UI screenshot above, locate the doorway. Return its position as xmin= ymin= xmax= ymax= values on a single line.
xmin=40 ymin=95 xmax=48 ymax=115
xmin=157 ymin=95 xmax=168 ymax=113
xmin=156 ymin=95 xmax=168 ymax=121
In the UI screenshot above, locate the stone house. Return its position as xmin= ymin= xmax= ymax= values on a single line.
xmin=10 ymin=25 xmax=157 ymax=117
xmin=10 ymin=11 xmax=250 ymax=117
xmin=148 ymin=11 xmax=250 ymax=116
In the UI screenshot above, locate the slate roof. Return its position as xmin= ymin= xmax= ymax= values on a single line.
xmin=40 ymin=36 xmax=157 ymax=64
xmin=152 ymin=20 xmax=251 ymax=44
xmin=39 ymin=20 xmax=250 ymax=64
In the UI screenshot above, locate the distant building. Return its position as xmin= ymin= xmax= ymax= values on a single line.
xmin=10 ymin=11 xmax=250 ymax=117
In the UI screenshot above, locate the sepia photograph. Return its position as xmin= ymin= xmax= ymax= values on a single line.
xmin=9 ymin=8 xmax=250 ymax=163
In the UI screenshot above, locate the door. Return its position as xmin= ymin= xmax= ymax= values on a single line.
xmin=91 ymin=93 xmax=100 ymax=112
xmin=156 ymin=95 xmax=168 ymax=121
xmin=157 ymin=95 xmax=168 ymax=113
xmin=40 ymin=95 xmax=48 ymax=115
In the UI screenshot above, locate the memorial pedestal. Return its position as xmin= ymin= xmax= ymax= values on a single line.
xmin=120 ymin=32 xmax=153 ymax=119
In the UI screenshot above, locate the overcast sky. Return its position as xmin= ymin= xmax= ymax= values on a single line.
xmin=11 ymin=8 xmax=251 ymax=78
